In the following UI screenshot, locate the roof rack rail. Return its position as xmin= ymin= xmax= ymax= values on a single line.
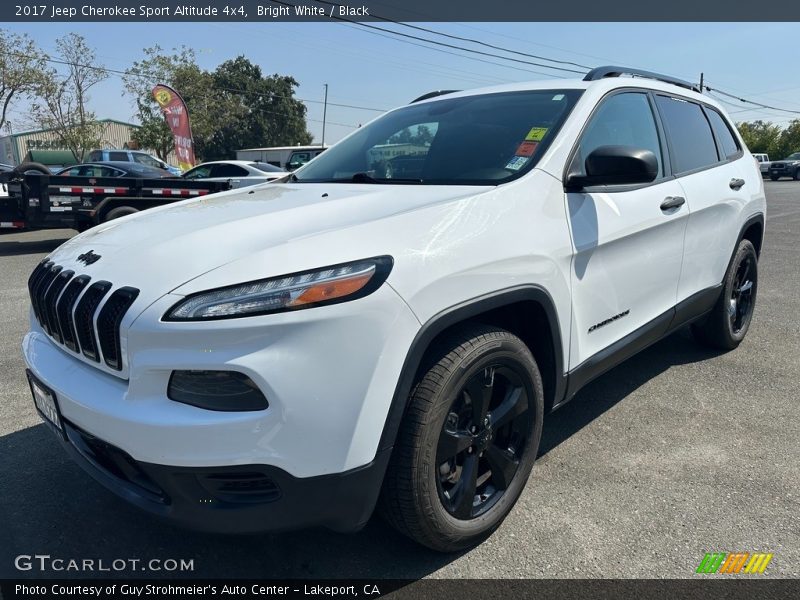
xmin=583 ymin=66 xmax=700 ymax=93
xmin=410 ymin=90 xmax=460 ymax=103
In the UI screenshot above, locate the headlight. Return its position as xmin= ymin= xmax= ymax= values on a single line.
xmin=164 ymin=256 xmax=393 ymax=321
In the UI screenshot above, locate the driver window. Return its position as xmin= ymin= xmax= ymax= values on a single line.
xmin=574 ymin=92 xmax=663 ymax=179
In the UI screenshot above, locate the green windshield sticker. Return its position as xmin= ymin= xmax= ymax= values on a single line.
xmin=525 ymin=127 xmax=548 ymax=142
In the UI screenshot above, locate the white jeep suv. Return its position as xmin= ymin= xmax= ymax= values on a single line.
xmin=23 ymin=67 xmax=765 ymax=552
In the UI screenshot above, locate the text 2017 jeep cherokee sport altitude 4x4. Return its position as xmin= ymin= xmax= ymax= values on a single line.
xmin=23 ymin=67 xmax=765 ymax=552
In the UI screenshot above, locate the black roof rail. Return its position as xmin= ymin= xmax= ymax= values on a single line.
xmin=583 ymin=66 xmax=700 ymax=93
xmin=410 ymin=90 xmax=460 ymax=103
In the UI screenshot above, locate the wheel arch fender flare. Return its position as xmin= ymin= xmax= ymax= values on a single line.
xmin=377 ymin=284 xmax=565 ymax=454
xmin=733 ymin=212 xmax=765 ymax=263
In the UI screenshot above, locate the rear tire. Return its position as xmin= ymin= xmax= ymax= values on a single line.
xmin=379 ymin=324 xmax=544 ymax=552
xmin=691 ymin=239 xmax=758 ymax=350
xmin=104 ymin=206 xmax=139 ymax=221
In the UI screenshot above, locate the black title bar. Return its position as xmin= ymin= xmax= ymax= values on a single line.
xmin=5 ymin=0 xmax=800 ymax=22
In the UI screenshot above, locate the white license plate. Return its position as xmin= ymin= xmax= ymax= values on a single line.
xmin=27 ymin=372 xmax=63 ymax=435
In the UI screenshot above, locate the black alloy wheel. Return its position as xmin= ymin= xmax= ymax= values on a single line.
xmin=729 ymin=252 xmax=755 ymax=335
xmin=436 ymin=363 xmax=531 ymax=520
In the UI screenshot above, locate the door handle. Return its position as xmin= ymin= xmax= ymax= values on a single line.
xmin=660 ymin=196 xmax=686 ymax=211
xmin=730 ymin=178 xmax=745 ymax=190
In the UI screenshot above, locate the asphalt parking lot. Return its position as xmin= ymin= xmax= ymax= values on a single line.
xmin=0 ymin=181 xmax=798 ymax=579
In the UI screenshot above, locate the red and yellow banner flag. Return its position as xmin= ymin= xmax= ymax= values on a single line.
xmin=152 ymin=84 xmax=196 ymax=172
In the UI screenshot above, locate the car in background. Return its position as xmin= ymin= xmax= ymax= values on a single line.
xmin=768 ymin=152 xmax=800 ymax=180
xmin=55 ymin=161 xmax=171 ymax=179
xmin=752 ymin=153 xmax=770 ymax=177
xmin=88 ymin=149 xmax=182 ymax=176
xmin=181 ymin=160 xmax=287 ymax=188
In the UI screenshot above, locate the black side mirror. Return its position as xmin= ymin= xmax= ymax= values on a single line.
xmin=566 ymin=145 xmax=658 ymax=190
xmin=287 ymin=161 xmax=301 ymax=171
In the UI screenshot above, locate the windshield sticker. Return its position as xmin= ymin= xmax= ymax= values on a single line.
xmin=525 ymin=127 xmax=548 ymax=142
xmin=505 ymin=156 xmax=529 ymax=171
xmin=515 ymin=141 xmax=539 ymax=157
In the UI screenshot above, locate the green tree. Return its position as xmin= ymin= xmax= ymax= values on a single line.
xmin=29 ymin=33 xmax=107 ymax=162
xmin=0 ymin=29 xmax=49 ymax=133
xmin=206 ymin=56 xmax=312 ymax=160
xmin=777 ymin=119 xmax=800 ymax=159
xmin=122 ymin=46 xmax=204 ymax=160
xmin=736 ymin=120 xmax=782 ymax=157
xmin=123 ymin=49 xmax=312 ymax=162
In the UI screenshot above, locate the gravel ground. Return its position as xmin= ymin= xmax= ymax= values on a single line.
xmin=0 ymin=182 xmax=798 ymax=579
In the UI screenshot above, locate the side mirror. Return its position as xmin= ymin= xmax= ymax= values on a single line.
xmin=566 ymin=145 xmax=658 ymax=190
xmin=287 ymin=161 xmax=301 ymax=171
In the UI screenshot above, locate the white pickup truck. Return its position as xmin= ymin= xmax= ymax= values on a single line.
xmin=753 ymin=153 xmax=770 ymax=176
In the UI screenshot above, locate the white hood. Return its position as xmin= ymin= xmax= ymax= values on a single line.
xmin=46 ymin=182 xmax=491 ymax=308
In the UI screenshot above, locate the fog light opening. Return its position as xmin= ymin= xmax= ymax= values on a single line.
xmin=167 ymin=370 xmax=268 ymax=412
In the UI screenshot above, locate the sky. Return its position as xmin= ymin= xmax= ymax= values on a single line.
xmin=5 ymin=21 xmax=800 ymax=145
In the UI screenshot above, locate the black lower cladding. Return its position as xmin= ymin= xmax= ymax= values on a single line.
xmin=59 ymin=420 xmax=391 ymax=533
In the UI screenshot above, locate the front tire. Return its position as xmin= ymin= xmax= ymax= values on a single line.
xmin=692 ymin=239 xmax=758 ymax=350
xmin=770 ymin=175 xmax=779 ymax=181
xmin=379 ymin=325 xmax=544 ymax=552
xmin=104 ymin=206 xmax=139 ymax=221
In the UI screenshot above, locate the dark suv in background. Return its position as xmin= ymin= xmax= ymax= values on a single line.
xmin=768 ymin=152 xmax=800 ymax=180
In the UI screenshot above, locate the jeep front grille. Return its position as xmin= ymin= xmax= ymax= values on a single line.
xmin=27 ymin=260 xmax=139 ymax=371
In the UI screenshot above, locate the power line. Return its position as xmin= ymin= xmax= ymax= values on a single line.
xmin=1 ymin=49 xmax=386 ymax=117
xmin=704 ymin=84 xmax=800 ymax=116
xmin=268 ymin=1 xmax=587 ymax=76
xmin=313 ymin=0 xmax=593 ymax=70
xmin=336 ymin=22 xmax=563 ymax=80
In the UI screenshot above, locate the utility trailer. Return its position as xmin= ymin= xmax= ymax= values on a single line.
xmin=0 ymin=166 xmax=231 ymax=232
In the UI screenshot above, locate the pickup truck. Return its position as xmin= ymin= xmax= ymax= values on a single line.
xmin=752 ymin=153 xmax=770 ymax=177
xmin=0 ymin=163 xmax=230 ymax=232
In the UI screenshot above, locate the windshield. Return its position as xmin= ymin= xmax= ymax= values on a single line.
xmin=293 ymin=89 xmax=582 ymax=185
xmin=785 ymin=153 xmax=800 ymax=160
xmin=249 ymin=162 xmax=283 ymax=173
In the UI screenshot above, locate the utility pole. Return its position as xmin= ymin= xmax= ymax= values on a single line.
xmin=321 ymin=83 xmax=328 ymax=148
xmin=699 ymin=72 xmax=704 ymax=93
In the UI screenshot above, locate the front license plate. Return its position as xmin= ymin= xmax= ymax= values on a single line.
xmin=26 ymin=370 xmax=64 ymax=438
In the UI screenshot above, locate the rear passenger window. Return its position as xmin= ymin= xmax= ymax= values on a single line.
xmin=574 ymin=92 xmax=663 ymax=179
xmin=656 ymin=96 xmax=719 ymax=173
xmin=706 ymin=109 xmax=741 ymax=160
xmin=109 ymin=151 xmax=128 ymax=161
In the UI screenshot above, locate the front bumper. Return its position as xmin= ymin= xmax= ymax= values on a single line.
xmin=22 ymin=282 xmax=420 ymax=532
xmin=54 ymin=416 xmax=391 ymax=533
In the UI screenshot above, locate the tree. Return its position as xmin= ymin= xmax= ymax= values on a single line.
xmin=29 ymin=33 xmax=107 ymax=162
xmin=777 ymin=119 xmax=800 ymax=158
xmin=123 ymin=49 xmax=312 ymax=162
xmin=0 ymin=29 xmax=50 ymax=133
xmin=122 ymin=46 xmax=203 ymax=160
xmin=736 ymin=120 xmax=782 ymax=157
